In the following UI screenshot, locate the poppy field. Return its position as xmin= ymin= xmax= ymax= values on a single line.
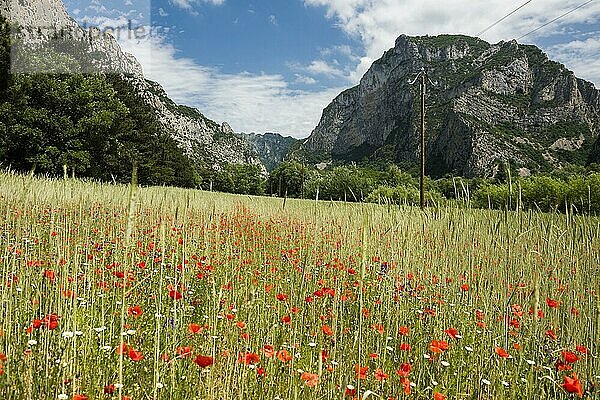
xmin=0 ymin=171 xmax=599 ymax=400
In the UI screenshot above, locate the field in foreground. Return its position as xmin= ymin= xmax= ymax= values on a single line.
xmin=0 ymin=172 xmax=599 ymax=400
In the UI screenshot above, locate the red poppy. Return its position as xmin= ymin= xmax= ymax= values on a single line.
xmin=546 ymin=298 xmax=559 ymax=308
xmin=345 ymin=385 xmax=357 ymax=396
xmin=262 ymin=345 xmax=275 ymax=358
xmin=556 ymin=359 xmax=573 ymax=371
xmin=176 ymin=346 xmax=193 ymax=358
xmin=398 ymin=326 xmax=409 ymax=336
xmin=399 ymin=343 xmax=412 ymax=352
xmin=236 ymin=321 xmax=246 ymax=329
xmin=444 ymin=328 xmax=459 ymax=339
xmin=117 ymin=342 xmax=128 ymax=355
xmin=276 ymin=349 xmax=292 ymax=362
xmin=374 ymin=368 xmax=389 ymax=382
xmin=570 ymin=307 xmax=579 ymax=316
xmin=460 ymin=284 xmax=469 ymax=291
xmin=127 ymin=306 xmax=143 ymax=317
xmin=545 ymin=329 xmax=557 ymax=340
xmin=168 ymin=290 xmax=183 ymax=300
xmin=396 ymin=363 xmax=411 ymax=377
xmin=104 ymin=384 xmax=115 ymax=394
xmin=562 ymin=373 xmax=583 ymax=397
xmin=562 ymin=351 xmax=579 ymax=364
xmin=355 ymin=364 xmax=368 ymax=380
xmin=73 ymin=395 xmax=88 ymax=400
xmin=433 ymin=393 xmax=446 ymax=400
xmin=401 ymin=377 xmax=411 ymax=395
xmin=43 ymin=270 xmax=56 ymax=282
xmin=322 ymin=325 xmax=334 ymax=336
xmin=429 ymin=340 xmax=449 ymax=353
xmin=276 ymin=293 xmax=288 ymax=302
xmin=495 ymin=346 xmax=510 ymax=358
xmin=576 ymin=345 xmax=588 ymax=354
xmin=128 ymin=348 xmax=144 ymax=362
xmin=189 ymin=323 xmax=202 ymax=334
xmin=238 ymin=352 xmax=260 ymax=365
xmin=194 ymin=355 xmax=214 ymax=368
xmin=300 ymin=372 xmax=319 ymax=387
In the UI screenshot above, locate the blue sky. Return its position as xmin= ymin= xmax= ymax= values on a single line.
xmin=63 ymin=0 xmax=600 ymax=137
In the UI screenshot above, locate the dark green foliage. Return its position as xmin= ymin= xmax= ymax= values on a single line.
xmin=472 ymin=173 xmax=600 ymax=213
xmin=212 ymin=164 xmax=265 ymax=195
xmin=589 ymin=138 xmax=600 ymax=165
xmin=104 ymin=75 xmax=200 ymax=187
xmin=305 ymin=166 xmax=376 ymax=201
xmin=0 ymin=15 xmax=10 ymax=94
xmin=267 ymin=161 xmax=307 ymax=197
xmin=0 ymin=18 xmax=198 ymax=187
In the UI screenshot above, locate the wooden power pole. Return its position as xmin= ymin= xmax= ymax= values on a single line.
xmin=410 ymin=67 xmax=434 ymax=210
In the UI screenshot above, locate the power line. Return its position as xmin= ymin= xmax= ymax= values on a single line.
xmin=476 ymin=0 xmax=533 ymax=37
xmin=517 ymin=0 xmax=595 ymax=40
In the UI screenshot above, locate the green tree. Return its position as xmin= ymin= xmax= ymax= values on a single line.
xmin=213 ymin=164 xmax=265 ymax=195
xmin=267 ymin=161 xmax=307 ymax=197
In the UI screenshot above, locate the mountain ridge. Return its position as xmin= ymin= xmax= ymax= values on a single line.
xmin=300 ymin=34 xmax=600 ymax=177
xmin=240 ymin=132 xmax=298 ymax=172
xmin=0 ymin=0 xmax=265 ymax=174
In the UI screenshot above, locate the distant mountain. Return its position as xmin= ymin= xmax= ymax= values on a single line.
xmin=240 ymin=132 xmax=298 ymax=171
xmin=0 ymin=0 xmax=264 ymax=180
xmin=300 ymin=34 xmax=600 ymax=177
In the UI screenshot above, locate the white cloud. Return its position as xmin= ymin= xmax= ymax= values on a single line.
xmin=294 ymin=74 xmax=318 ymax=85
xmin=116 ymin=32 xmax=342 ymax=137
xmin=268 ymin=14 xmax=278 ymax=26
xmin=170 ymin=0 xmax=192 ymax=9
xmin=169 ymin=0 xmax=225 ymax=12
xmin=305 ymin=60 xmax=347 ymax=77
xmin=158 ymin=8 xmax=169 ymax=17
xmin=548 ymin=37 xmax=600 ymax=86
xmin=304 ymin=0 xmax=600 ymax=85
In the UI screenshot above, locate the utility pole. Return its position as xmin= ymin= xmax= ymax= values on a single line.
xmin=409 ymin=67 xmax=435 ymax=210
xmin=301 ymin=162 xmax=305 ymax=199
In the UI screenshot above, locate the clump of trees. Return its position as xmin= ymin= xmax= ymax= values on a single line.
xmin=0 ymin=15 xmax=199 ymax=188
xmin=262 ymin=161 xmax=600 ymax=214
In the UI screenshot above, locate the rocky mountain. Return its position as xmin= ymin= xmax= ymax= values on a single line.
xmin=0 ymin=0 xmax=263 ymax=172
xmin=240 ymin=132 xmax=298 ymax=171
xmin=301 ymin=34 xmax=600 ymax=177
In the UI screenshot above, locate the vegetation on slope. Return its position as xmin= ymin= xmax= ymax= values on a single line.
xmin=0 ymin=15 xmax=199 ymax=187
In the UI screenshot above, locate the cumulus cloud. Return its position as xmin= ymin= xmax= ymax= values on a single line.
xmin=169 ymin=0 xmax=225 ymax=12
xmin=304 ymin=0 xmax=600 ymax=85
xmin=117 ymin=32 xmax=342 ymax=137
xmin=304 ymin=59 xmax=347 ymax=77
xmin=548 ymin=36 xmax=600 ymax=86
xmin=294 ymin=74 xmax=318 ymax=85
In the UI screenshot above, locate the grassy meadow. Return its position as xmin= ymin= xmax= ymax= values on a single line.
xmin=0 ymin=171 xmax=599 ymax=399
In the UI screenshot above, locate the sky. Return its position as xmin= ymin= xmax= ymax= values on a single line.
xmin=62 ymin=0 xmax=600 ymax=138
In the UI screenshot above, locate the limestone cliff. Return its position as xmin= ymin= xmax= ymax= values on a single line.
xmin=1 ymin=0 xmax=264 ymax=171
xmin=302 ymin=35 xmax=600 ymax=177
xmin=240 ymin=132 xmax=298 ymax=171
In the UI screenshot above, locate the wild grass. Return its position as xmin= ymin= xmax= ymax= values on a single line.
xmin=0 ymin=171 xmax=598 ymax=399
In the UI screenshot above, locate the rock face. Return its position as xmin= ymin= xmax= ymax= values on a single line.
xmin=0 ymin=0 xmax=143 ymax=75
xmin=240 ymin=133 xmax=298 ymax=171
xmin=1 ymin=0 xmax=264 ymax=171
xmin=302 ymin=35 xmax=600 ymax=177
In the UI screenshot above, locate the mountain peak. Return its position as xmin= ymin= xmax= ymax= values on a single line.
xmin=302 ymin=34 xmax=600 ymax=177
xmin=1 ymin=0 xmax=266 ymax=174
